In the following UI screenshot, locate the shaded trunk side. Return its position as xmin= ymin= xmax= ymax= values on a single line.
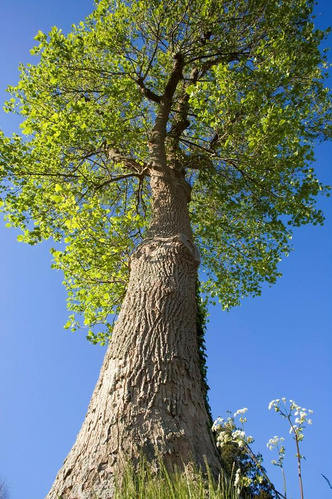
xmin=46 ymin=171 xmax=221 ymax=499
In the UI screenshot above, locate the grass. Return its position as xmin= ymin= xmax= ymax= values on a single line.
xmin=114 ymin=459 xmax=240 ymax=499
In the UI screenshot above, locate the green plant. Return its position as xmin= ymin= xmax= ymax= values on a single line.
xmin=114 ymin=458 xmax=239 ymax=499
xmin=212 ymin=409 xmax=279 ymax=498
xmin=266 ymin=436 xmax=287 ymax=498
xmin=268 ymin=399 xmax=313 ymax=499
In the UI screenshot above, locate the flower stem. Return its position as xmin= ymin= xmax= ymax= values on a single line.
xmin=288 ymin=415 xmax=304 ymax=499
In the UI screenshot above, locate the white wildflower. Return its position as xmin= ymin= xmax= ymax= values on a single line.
xmin=232 ymin=429 xmax=246 ymax=440
xmin=234 ymin=408 xmax=248 ymax=417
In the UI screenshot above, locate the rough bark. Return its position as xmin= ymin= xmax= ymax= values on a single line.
xmin=46 ymin=168 xmax=221 ymax=498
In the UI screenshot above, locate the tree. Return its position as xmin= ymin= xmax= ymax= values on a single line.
xmin=0 ymin=0 xmax=330 ymax=497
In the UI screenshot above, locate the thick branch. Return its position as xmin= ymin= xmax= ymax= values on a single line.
xmin=164 ymin=52 xmax=185 ymax=101
xmin=108 ymin=148 xmax=149 ymax=175
xmin=135 ymin=77 xmax=162 ymax=103
xmin=148 ymin=53 xmax=186 ymax=167
xmin=168 ymin=68 xmax=199 ymax=142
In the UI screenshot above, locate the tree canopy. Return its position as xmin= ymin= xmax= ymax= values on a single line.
xmin=0 ymin=0 xmax=330 ymax=343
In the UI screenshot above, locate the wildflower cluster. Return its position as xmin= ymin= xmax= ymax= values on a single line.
xmin=268 ymin=398 xmax=313 ymax=499
xmin=266 ymin=435 xmax=287 ymax=498
xmin=211 ymin=399 xmax=314 ymax=499
xmin=268 ymin=398 xmax=313 ymax=446
xmin=266 ymin=436 xmax=286 ymax=468
xmin=213 ymin=409 xmax=275 ymax=498
xmin=212 ymin=409 xmax=254 ymax=449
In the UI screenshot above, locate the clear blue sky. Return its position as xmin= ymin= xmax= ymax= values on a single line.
xmin=0 ymin=1 xmax=331 ymax=498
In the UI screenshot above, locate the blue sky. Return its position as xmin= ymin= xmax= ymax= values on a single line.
xmin=0 ymin=1 xmax=331 ymax=498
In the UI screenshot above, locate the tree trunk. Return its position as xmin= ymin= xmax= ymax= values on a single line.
xmin=46 ymin=168 xmax=221 ymax=499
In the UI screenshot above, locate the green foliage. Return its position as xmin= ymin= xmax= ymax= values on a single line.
xmin=0 ymin=0 xmax=331 ymax=341
xmin=213 ymin=410 xmax=277 ymax=498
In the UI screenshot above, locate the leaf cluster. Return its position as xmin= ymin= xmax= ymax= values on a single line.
xmin=0 ymin=0 xmax=331 ymax=341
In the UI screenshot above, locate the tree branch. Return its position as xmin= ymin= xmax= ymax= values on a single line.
xmin=135 ymin=77 xmax=162 ymax=103
xmin=10 ymin=171 xmax=81 ymax=179
xmin=94 ymin=172 xmax=140 ymax=191
xmin=164 ymin=52 xmax=185 ymax=101
xmin=108 ymin=148 xmax=149 ymax=175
